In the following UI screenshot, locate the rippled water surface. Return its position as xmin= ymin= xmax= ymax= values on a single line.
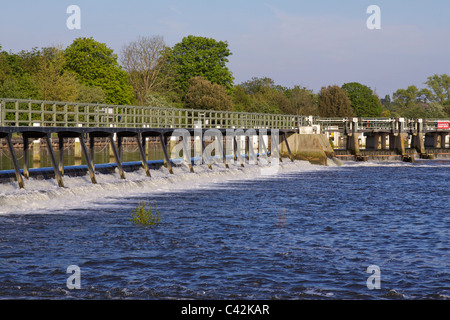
xmin=0 ymin=160 xmax=448 ymax=299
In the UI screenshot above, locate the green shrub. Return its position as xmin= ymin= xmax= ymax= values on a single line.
xmin=130 ymin=202 xmax=161 ymax=226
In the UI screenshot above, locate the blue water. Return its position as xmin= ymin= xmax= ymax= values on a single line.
xmin=0 ymin=160 xmax=448 ymax=299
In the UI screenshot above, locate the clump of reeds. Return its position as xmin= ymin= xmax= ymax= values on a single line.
xmin=130 ymin=201 xmax=161 ymax=226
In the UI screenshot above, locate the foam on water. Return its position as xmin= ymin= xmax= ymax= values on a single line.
xmin=0 ymin=159 xmax=321 ymax=215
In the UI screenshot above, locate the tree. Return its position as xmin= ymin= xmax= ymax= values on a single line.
xmin=0 ymin=74 xmax=41 ymax=99
xmin=424 ymin=74 xmax=450 ymax=104
xmin=168 ymin=35 xmax=234 ymax=95
xmin=232 ymin=86 xmax=258 ymax=113
xmin=184 ymin=76 xmax=232 ymax=111
xmin=33 ymin=47 xmax=78 ymax=101
xmin=285 ymin=85 xmax=319 ymax=116
xmin=64 ymin=37 xmax=135 ymax=105
xmin=341 ymin=82 xmax=382 ymax=117
xmin=120 ymin=35 xmax=170 ymax=104
xmin=239 ymin=77 xmax=275 ymax=95
xmin=76 ymin=83 xmax=106 ymax=103
xmin=392 ymin=85 xmax=420 ymax=109
xmin=318 ymin=85 xmax=354 ymax=117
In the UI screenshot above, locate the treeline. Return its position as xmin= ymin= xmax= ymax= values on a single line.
xmin=1 ymin=35 xmax=449 ymax=118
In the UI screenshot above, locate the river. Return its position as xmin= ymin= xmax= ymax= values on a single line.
xmin=0 ymin=157 xmax=448 ymax=300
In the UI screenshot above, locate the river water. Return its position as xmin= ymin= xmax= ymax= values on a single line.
xmin=0 ymin=157 xmax=448 ymax=300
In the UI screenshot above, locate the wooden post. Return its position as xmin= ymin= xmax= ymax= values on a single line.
xmin=136 ymin=133 xmax=151 ymax=177
xmin=5 ymin=134 xmax=24 ymax=189
xmin=159 ymin=133 xmax=173 ymax=174
xmin=44 ymin=134 xmax=64 ymax=188
xmin=79 ymin=134 xmax=97 ymax=184
xmin=181 ymin=135 xmax=194 ymax=173
xmin=23 ymin=137 xmax=29 ymax=179
xmin=108 ymin=134 xmax=125 ymax=179
xmin=282 ymin=132 xmax=294 ymax=162
xmin=59 ymin=136 xmax=64 ymax=176
xmin=202 ymin=135 xmax=212 ymax=170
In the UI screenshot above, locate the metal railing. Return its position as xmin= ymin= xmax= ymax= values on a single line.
xmin=1 ymin=98 xmax=449 ymax=132
xmin=0 ymin=98 xmax=302 ymax=130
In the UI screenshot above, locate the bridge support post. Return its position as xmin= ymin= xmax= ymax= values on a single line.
xmin=23 ymin=137 xmax=29 ymax=179
xmin=381 ymin=133 xmax=388 ymax=150
xmin=346 ymin=133 xmax=360 ymax=156
xmin=424 ymin=132 xmax=438 ymax=148
xmin=159 ymin=133 xmax=174 ymax=174
xmin=246 ymin=130 xmax=259 ymax=164
xmin=281 ymin=132 xmax=294 ymax=162
xmin=44 ymin=134 xmax=64 ymax=188
xmin=136 ymin=133 xmax=151 ymax=177
xmin=201 ymin=136 xmax=212 ymax=170
xmin=183 ymin=136 xmax=194 ymax=173
xmin=389 ymin=133 xmax=406 ymax=156
xmin=233 ymin=135 xmax=245 ymax=167
xmin=439 ymin=133 xmax=447 ymax=148
xmin=5 ymin=133 xmax=24 ymax=189
xmin=365 ymin=133 xmax=381 ymax=150
xmin=89 ymin=135 xmax=95 ymax=169
xmin=270 ymin=131 xmax=282 ymax=163
xmin=59 ymin=136 xmax=64 ymax=176
xmin=411 ymin=133 xmax=425 ymax=154
xmin=78 ymin=134 xmax=97 ymax=184
xmin=108 ymin=134 xmax=126 ymax=179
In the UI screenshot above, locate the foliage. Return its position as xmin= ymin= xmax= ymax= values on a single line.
xmin=424 ymin=74 xmax=450 ymax=104
xmin=0 ymin=74 xmax=41 ymax=99
xmin=341 ymin=82 xmax=382 ymax=117
xmin=184 ymin=76 xmax=233 ymax=111
xmin=284 ymin=85 xmax=319 ymax=116
xmin=64 ymin=37 xmax=135 ymax=105
xmin=390 ymin=82 xmax=450 ymax=118
xmin=33 ymin=47 xmax=78 ymax=101
xmin=168 ymin=35 xmax=234 ymax=95
xmin=232 ymin=77 xmax=316 ymax=115
xmin=318 ymin=85 xmax=354 ymax=117
xmin=121 ymin=35 xmax=171 ymax=104
xmin=76 ymin=83 xmax=106 ymax=103
xmin=145 ymin=91 xmax=179 ymax=108
xmin=130 ymin=202 xmax=162 ymax=226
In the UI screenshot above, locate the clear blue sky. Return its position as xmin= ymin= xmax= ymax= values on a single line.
xmin=1 ymin=0 xmax=449 ymax=98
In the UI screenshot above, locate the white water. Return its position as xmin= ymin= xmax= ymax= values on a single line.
xmin=0 ymin=159 xmax=325 ymax=215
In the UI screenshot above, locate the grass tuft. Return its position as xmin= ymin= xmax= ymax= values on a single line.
xmin=130 ymin=201 xmax=162 ymax=226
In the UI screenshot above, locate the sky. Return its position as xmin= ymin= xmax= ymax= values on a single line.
xmin=1 ymin=0 xmax=450 ymax=98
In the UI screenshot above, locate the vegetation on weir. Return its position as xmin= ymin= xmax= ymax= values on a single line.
xmin=1 ymin=35 xmax=449 ymax=118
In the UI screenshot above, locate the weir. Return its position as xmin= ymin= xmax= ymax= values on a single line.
xmin=1 ymin=98 xmax=449 ymax=188
xmin=0 ymin=126 xmax=294 ymax=189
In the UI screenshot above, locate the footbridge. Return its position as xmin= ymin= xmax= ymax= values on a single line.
xmin=1 ymin=98 xmax=449 ymax=188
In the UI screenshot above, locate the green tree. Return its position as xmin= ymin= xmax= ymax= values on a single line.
xmin=33 ymin=47 xmax=78 ymax=101
xmin=232 ymin=86 xmax=257 ymax=113
xmin=64 ymin=37 xmax=135 ymax=105
xmin=424 ymin=74 xmax=450 ymax=104
xmin=341 ymin=82 xmax=382 ymax=117
xmin=392 ymin=85 xmax=420 ymax=109
xmin=76 ymin=83 xmax=106 ymax=103
xmin=318 ymin=85 xmax=354 ymax=117
xmin=0 ymin=74 xmax=41 ymax=99
xmin=184 ymin=76 xmax=232 ymax=111
xmin=168 ymin=35 xmax=234 ymax=95
xmin=284 ymin=85 xmax=319 ymax=116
